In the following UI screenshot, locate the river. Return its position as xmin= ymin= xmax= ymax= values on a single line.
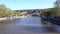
xmin=1 ymin=16 xmax=60 ymax=34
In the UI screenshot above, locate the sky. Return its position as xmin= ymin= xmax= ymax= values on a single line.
xmin=0 ymin=0 xmax=56 ymax=10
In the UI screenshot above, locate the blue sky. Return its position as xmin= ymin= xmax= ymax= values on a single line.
xmin=0 ymin=0 xmax=56 ymax=10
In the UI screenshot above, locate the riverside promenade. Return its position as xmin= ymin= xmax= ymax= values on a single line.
xmin=0 ymin=16 xmax=27 ymax=20
xmin=0 ymin=16 xmax=27 ymax=23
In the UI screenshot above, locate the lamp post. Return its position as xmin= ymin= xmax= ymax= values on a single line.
xmin=7 ymin=8 xmax=10 ymax=24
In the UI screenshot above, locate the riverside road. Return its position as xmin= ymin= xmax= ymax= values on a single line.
xmin=3 ymin=16 xmax=60 ymax=34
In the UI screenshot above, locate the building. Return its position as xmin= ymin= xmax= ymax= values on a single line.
xmin=15 ymin=9 xmax=41 ymax=16
xmin=27 ymin=9 xmax=40 ymax=16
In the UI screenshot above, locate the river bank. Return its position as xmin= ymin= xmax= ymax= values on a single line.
xmin=0 ymin=16 xmax=21 ymax=23
xmin=0 ymin=16 xmax=28 ymax=24
xmin=41 ymin=16 xmax=60 ymax=25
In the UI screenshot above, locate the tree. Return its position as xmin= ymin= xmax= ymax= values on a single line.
xmin=40 ymin=8 xmax=58 ymax=17
xmin=0 ymin=4 xmax=9 ymax=17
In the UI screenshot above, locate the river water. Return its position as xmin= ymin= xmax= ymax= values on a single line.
xmin=1 ymin=16 xmax=60 ymax=34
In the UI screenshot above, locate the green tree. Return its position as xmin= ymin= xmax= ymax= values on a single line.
xmin=0 ymin=4 xmax=9 ymax=17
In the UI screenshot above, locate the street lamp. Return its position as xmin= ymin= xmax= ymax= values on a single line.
xmin=7 ymin=8 xmax=11 ymax=24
